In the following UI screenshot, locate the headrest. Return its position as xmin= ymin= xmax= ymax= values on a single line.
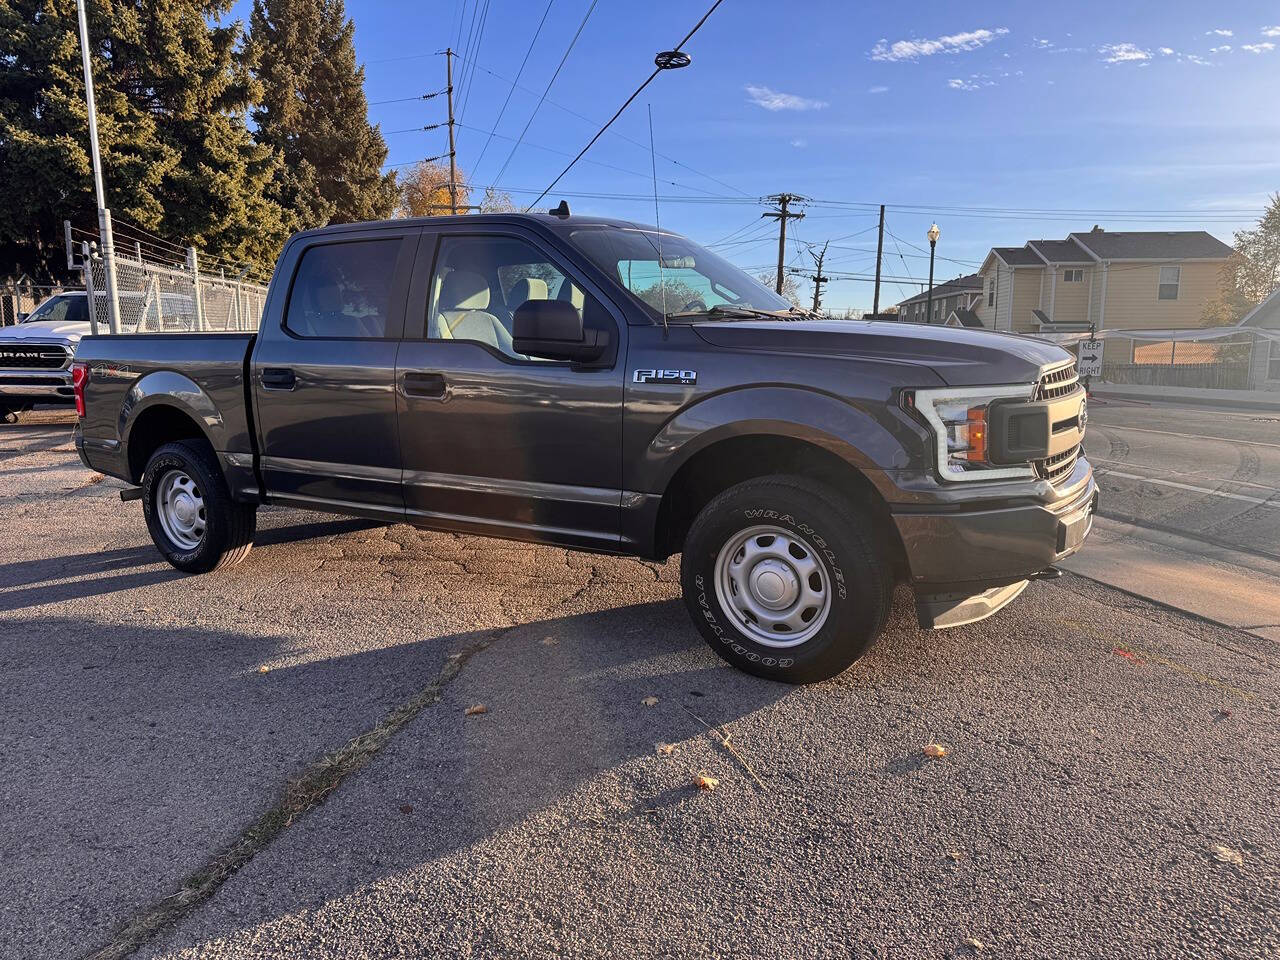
xmin=508 ymin=277 xmax=548 ymax=305
xmin=440 ymin=270 xmax=490 ymax=311
xmin=312 ymin=281 xmax=342 ymax=313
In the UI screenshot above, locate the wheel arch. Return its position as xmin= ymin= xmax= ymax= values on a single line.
xmin=122 ymin=372 xmax=224 ymax=483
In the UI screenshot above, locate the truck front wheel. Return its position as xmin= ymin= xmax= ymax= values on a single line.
xmin=680 ymin=475 xmax=891 ymax=684
xmin=141 ymin=440 xmax=256 ymax=573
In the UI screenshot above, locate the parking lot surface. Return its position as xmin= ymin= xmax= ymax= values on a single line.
xmin=2 ymin=412 xmax=1278 ymax=960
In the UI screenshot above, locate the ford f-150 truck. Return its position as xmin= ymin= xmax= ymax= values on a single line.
xmin=73 ymin=212 xmax=1095 ymax=683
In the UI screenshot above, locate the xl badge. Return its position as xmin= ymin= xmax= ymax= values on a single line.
xmin=633 ymin=368 xmax=697 ymax=385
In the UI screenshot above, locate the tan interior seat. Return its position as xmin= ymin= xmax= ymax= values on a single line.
xmin=434 ymin=269 xmax=515 ymax=353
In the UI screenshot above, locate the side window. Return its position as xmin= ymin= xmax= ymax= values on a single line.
xmin=285 ymin=238 xmax=402 ymax=338
xmin=427 ymin=235 xmax=611 ymax=360
xmin=1158 ymin=265 xmax=1181 ymax=301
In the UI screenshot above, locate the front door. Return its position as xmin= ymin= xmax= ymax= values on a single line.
xmin=253 ymin=229 xmax=417 ymax=520
xmin=395 ymin=228 xmax=626 ymax=550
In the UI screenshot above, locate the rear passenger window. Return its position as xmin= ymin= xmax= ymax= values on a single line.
xmin=286 ymin=239 xmax=401 ymax=338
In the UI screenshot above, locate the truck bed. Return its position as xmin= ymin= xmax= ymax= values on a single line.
xmin=75 ymin=333 xmax=257 ymax=487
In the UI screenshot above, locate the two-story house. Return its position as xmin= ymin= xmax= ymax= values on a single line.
xmin=969 ymin=229 xmax=1234 ymax=358
xmin=893 ymin=273 xmax=983 ymax=325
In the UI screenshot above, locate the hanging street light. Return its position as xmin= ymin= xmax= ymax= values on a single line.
xmin=926 ymin=222 xmax=940 ymax=324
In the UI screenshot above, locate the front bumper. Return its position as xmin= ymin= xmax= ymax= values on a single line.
xmin=0 ymin=370 xmax=75 ymax=405
xmin=892 ymin=461 xmax=1098 ymax=627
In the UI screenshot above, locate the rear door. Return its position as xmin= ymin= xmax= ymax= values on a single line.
xmin=394 ymin=225 xmax=627 ymax=549
xmin=252 ymin=227 xmax=419 ymax=520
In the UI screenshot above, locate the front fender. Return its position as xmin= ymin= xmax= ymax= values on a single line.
xmin=636 ymin=386 xmax=921 ymax=499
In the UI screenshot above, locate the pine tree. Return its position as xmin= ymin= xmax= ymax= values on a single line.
xmin=0 ymin=0 xmax=289 ymax=278
xmin=247 ymin=0 xmax=397 ymax=231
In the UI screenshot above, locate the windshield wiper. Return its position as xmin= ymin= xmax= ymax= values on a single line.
xmin=666 ymin=305 xmax=789 ymax=321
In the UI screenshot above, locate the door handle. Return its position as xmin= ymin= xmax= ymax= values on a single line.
xmin=261 ymin=367 xmax=296 ymax=391
xmin=403 ymin=371 xmax=447 ymax=399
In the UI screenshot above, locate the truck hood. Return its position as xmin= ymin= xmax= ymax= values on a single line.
xmin=0 ymin=320 xmax=90 ymax=344
xmin=691 ymin=319 xmax=1072 ymax=386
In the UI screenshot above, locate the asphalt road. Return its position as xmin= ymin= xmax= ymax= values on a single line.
xmin=2 ymin=411 xmax=1278 ymax=960
xmin=1083 ymin=399 xmax=1280 ymax=561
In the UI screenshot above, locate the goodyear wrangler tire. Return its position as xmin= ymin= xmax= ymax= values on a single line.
xmin=680 ymin=475 xmax=890 ymax=684
xmin=142 ymin=439 xmax=256 ymax=573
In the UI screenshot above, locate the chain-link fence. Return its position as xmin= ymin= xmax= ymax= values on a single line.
xmin=84 ymin=250 xmax=269 ymax=334
xmin=1 ymin=278 xmax=68 ymax=326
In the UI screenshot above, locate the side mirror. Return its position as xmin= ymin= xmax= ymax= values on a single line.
xmin=15 ymin=313 xmax=27 ymax=323
xmin=512 ymin=299 xmax=608 ymax=363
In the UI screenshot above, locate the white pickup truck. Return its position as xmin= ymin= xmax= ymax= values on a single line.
xmin=0 ymin=290 xmax=195 ymax=420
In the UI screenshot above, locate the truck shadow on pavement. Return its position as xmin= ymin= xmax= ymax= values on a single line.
xmin=1 ymin=583 xmax=792 ymax=959
xmin=0 ymin=515 xmax=382 ymax=610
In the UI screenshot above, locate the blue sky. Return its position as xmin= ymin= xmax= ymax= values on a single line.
xmin=232 ymin=1 xmax=1280 ymax=310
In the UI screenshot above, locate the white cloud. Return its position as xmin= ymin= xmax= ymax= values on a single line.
xmin=947 ymin=78 xmax=979 ymax=91
xmin=743 ymin=85 xmax=828 ymax=111
xmin=1099 ymin=42 xmax=1151 ymax=63
xmin=868 ymin=85 xmax=889 ymax=94
xmin=1264 ymin=26 xmax=1280 ymax=37
xmin=789 ymin=138 xmax=807 ymax=148
xmin=1210 ymin=45 xmax=1232 ymax=53
xmin=1242 ymin=42 xmax=1276 ymax=53
xmin=947 ymin=74 xmax=997 ymax=91
xmin=870 ymin=27 xmax=1009 ymax=62
xmin=1207 ymin=28 xmax=1234 ymax=37
xmin=1158 ymin=47 xmax=1175 ymax=55
xmin=1184 ymin=53 xmax=1212 ymax=66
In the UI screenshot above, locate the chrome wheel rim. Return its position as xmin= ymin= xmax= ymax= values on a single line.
xmin=156 ymin=469 xmax=206 ymax=551
xmin=713 ymin=524 xmax=832 ymax=648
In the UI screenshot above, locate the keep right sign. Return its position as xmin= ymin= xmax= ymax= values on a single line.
xmin=1077 ymin=339 xmax=1104 ymax=377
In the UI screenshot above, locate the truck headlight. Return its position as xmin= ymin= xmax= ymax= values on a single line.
xmin=904 ymin=385 xmax=1037 ymax=482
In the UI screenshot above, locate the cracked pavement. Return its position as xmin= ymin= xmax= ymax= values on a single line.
xmin=1 ymin=411 xmax=1278 ymax=960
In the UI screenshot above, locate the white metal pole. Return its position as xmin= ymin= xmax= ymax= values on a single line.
xmin=75 ymin=0 xmax=121 ymax=335
xmin=188 ymin=247 xmax=205 ymax=331
xmin=81 ymin=241 xmax=100 ymax=336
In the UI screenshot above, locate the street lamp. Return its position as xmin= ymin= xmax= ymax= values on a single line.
xmin=925 ymin=222 xmax=940 ymax=324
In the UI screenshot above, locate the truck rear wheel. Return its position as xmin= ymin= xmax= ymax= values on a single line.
xmin=680 ymin=475 xmax=891 ymax=684
xmin=141 ymin=439 xmax=256 ymax=573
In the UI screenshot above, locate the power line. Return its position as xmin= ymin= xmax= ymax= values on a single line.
xmin=471 ymin=0 xmax=555 ymax=178
xmin=456 ymin=0 xmax=492 ymax=123
xmin=525 ymin=0 xmax=728 ymax=211
xmin=492 ymin=0 xmax=600 ymax=188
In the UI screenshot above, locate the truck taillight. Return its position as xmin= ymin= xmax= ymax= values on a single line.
xmin=71 ymin=362 xmax=89 ymax=417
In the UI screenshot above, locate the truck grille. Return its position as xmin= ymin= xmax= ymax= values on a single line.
xmin=1036 ymin=361 xmax=1079 ymax=400
xmin=0 ymin=344 xmax=69 ymax=369
xmin=1034 ymin=362 xmax=1084 ymax=485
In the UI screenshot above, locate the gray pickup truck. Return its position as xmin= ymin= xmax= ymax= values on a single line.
xmin=73 ymin=212 xmax=1095 ymax=683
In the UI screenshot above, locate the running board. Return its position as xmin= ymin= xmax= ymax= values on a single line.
xmin=915 ymin=579 xmax=1029 ymax=630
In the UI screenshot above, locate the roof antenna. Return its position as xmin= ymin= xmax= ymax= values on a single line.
xmin=648 ymin=103 xmax=668 ymax=334
xmin=548 ymin=199 xmax=570 ymax=218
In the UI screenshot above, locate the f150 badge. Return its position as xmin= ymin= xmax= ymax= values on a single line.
xmin=633 ymin=368 xmax=697 ymax=385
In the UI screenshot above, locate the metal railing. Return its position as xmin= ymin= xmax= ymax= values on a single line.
xmin=83 ymin=244 xmax=269 ymax=334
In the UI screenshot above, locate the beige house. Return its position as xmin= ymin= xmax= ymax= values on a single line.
xmin=971 ymin=229 xmax=1234 ymax=357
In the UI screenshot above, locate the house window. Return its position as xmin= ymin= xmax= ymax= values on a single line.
xmin=1158 ymin=265 xmax=1181 ymax=301
xmin=987 ymin=278 xmax=995 ymax=307
xmin=1270 ymin=339 xmax=1280 ymax=381
xmin=1063 ymin=268 xmax=1083 ymax=282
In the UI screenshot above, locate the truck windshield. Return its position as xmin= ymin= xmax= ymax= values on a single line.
xmin=567 ymin=226 xmax=794 ymax=321
xmin=22 ymin=294 xmax=89 ymax=324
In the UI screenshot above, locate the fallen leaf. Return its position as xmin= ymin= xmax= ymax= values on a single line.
xmin=694 ymin=772 xmax=719 ymax=791
xmin=540 ymin=636 xmax=559 ymax=646
xmin=947 ymin=850 xmax=963 ymax=861
xmin=963 ymin=937 xmax=984 ymax=952
xmin=923 ymin=743 xmax=947 ymax=758
xmin=399 ymin=804 xmax=414 ymax=815
xmin=1215 ymin=708 xmax=1232 ymax=719
xmin=464 ymin=704 xmax=487 ymax=716
xmin=641 ymin=696 xmax=659 ymax=707
xmin=1211 ymin=844 xmax=1243 ymax=866
xmin=257 ymin=665 xmax=270 ymax=674
xmin=655 ymin=743 xmax=675 ymax=756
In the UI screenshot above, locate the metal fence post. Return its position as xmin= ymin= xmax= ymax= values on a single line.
xmin=81 ymin=241 xmax=100 ymax=336
xmin=187 ymin=246 xmax=205 ymax=332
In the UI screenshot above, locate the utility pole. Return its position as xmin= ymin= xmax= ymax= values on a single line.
xmin=75 ymin=0 xmax=121 ymax=334
xmin=872 ymin=204 xmax=885 ymax=316
xmin=762 ymin=194 xmax=805 ymax=295
xmin=809 ymin=241 xmax=829 ymax=314
xmin=445 ymin=47 xmax=458 ymax=215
